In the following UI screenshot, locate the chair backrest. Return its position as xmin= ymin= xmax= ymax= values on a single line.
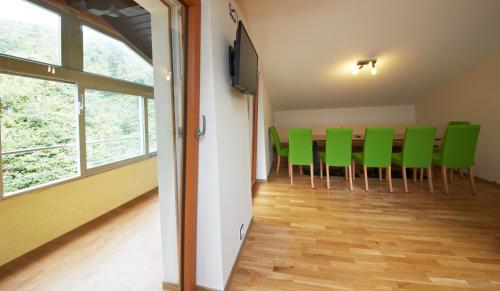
xmin=440 ymin=124 xmax=480 ymax=168
xmin=288 ymin=128 xmax=313 ymax=165
xmin=402 ymin=126 xmax=437 ymax=167
xmin=448 ymin=121 xmax=470 ymax=126
xmin=362 ymin=127 xmax=394 ymax=167
xmin=269 ymin=126 xmax=282 ymax=152
xmin=324 ymin=128 xmax=352 ymax=167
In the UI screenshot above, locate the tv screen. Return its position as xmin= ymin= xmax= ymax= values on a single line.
xmin=231 ymin=21 xmax=258 ymax=96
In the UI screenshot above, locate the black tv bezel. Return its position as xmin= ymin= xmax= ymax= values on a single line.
xmin=230 ymin=21 xmax=258 ymax=96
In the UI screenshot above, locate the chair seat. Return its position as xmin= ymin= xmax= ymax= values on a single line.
xmin=277 ymin=147 xmax=289 ymax=156
xmin=352 ymin=152 xmax=364 ymax=164
xmin=391 ymin=152 xmax=403 ymax=166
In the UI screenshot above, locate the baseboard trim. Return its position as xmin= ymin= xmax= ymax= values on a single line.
xmin=224 ymin=217 xmax=254 ymax=290
xmin=162 ymin=217 xmax=254 ymax=291
xmin=476 ymin=176 xmax=500 ymax=188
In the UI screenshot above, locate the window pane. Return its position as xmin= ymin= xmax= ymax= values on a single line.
xmin=0 ymin=0 xmax=61 ymax=65
xmin=0 ymin=74 xmax=77 ymax=195
xmin=85 ymin=90 xmax=143 ymax=168
xmin=147 ymin=99 xmax=157 ymax=152
xmin=83 ymin=26 xmax=153 ymax=86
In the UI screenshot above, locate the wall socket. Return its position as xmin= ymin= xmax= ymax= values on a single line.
xmin=239 ymin=223 xmax=245 ymax=240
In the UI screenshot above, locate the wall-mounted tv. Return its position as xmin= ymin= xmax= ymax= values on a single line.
xmin=229 ymin=21 xmax=258 ymax=96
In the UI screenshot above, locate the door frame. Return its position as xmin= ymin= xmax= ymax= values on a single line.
xmin=177 ymin=0 xmax=201 ymax=290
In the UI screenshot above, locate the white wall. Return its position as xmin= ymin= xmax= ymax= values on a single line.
xmin=274 ymin=105 xmax=416 ymax=127
xmin=210 ymin=0 xmax=253 ymax=286
xmin=256 ymin=77 xmax=274 ymax=180
xmin=196 ymin=0 xmax=260 ymax=289
xmin=417 ymin=51 xmax=500 ymax=183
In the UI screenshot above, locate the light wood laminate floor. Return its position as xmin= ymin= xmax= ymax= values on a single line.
xmin=0 ymin=190 xmax=164 ymax=291
xmin=228 ymin=166 xmax=500 ymax=290
xmin=2 ymin=170 xmax=500 ymax=290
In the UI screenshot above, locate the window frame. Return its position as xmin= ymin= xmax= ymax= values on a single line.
xmin=0 ymin=0 xmax=65 ymax=67
xmin=83 ymin=88 xmax=146 ymax=170
xmin=0 ymin=0 xmax=156 ymax=199
xmin=81 ymin=23 xmax=154 ymax=86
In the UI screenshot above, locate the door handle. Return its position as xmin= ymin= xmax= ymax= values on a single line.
xmin=196 ymin=115 xmax=206 ymax=139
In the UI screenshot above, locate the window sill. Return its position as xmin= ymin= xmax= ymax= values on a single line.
xmin=0 ymin=154 xmax=157 ymax=202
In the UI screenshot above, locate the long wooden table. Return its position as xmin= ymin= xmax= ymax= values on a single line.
xmin=312 ymin=133 xmax=442 ymax=142
xmin=305 ymin=134 xmax=442 ymax=176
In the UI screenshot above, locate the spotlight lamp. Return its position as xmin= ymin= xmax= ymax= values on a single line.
xmin=352 ymin=59 xmax=378 ymax=76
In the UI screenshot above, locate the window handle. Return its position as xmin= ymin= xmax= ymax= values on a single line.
xmin=196 ymin=115 xmax=206 ymax=139
xmin=78 ymin=100 xmax=85 ymax=112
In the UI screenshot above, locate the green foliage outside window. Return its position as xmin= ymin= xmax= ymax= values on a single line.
xmin=0 ymin=3 xmax=155 ymax=195
xmin=85 ymin=90 xmax=143 ymax=168
xmin=0 ymin=74 xmax=78 ymax=193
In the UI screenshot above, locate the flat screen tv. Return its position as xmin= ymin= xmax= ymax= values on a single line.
xmin=230 ymin=21 xmax=258 ymax=96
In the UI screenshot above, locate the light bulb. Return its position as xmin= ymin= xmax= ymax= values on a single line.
xmin=371 ymin=60 xmax=377 ymax=75
xmin=352 ymin=66 xmax=359 ymax=75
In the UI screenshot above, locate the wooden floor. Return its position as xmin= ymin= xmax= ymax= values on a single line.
xmin=228 ymin=166 xmax=500 ymax=290
xmin=0 ymin=190 xmax=164 ymax=291
xmin=2 ymin=171 xmax=500 ymax=290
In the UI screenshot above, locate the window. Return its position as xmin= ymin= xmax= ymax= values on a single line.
xmin=0 ymin=0 xmax=61 ymax=65
xmin=82 ymin=26 xmax=153 ymax=86
xmin=85 ymin=90 xmax=144 ymax=168
xmin=147 ymin=98 xmax=157 ymax=153
xmin=0 ymin=74 xmax=78 ymax=195
xmin=0 ymin=1 xmax=156 ymax=198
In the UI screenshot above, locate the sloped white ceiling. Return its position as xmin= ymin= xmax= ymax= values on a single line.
xmin=238 ymin=0 xmax=500 ymax=110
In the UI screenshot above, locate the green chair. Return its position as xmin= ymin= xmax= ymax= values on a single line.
xmin=352 ymin=128 xmax=394 ymax=192
xmin=437 ymin=121 xmax=470 ymax=180
xmin=270 ymin=127 xmax=289 ymax=174
xmin=432 ymin=124 xmax=480 ymax=195
xmin=392 ymin=126 xmax=437 ymax=193
xmin=319 ymin=128 xmax=353 ymax=190
xmin=288 ymin=128 xmax=314 ymax=188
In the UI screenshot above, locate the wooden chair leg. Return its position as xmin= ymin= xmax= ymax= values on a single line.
xmin=413 ymin=168 xmax=417 ymax=183
xmin=379 ymin=168 xmax=383 ymax=181
xmin=387 ymin=166 xmax=393 ymax=193
xmin=363 ymin=166 xmax=369 ymax=192
xmin=459 ymin=169 xmax=465 ymax=179
xmin=402 ymin=167 xmax=408 ymax=193
xmin=468 ymin=167 xmax=477 ymax=196
xmin=287 ymin=158 xmax=290 ymax=178
xmin=449 ymin=168 xmax=454 ymax=183
xmin=300 ymin=166 xmax=303 ymax=176
xmin=310 ymin=164 xmax=315 ymax=189
xmin=441 ymin=166 xmax=449 ymax=194
xmin=345 ymin=167 xmax=348 ymax=180
xmin=420 ymin=168 xmax=424 ymax=182
xmin=326 ymin=165 xmax=330 ymax=190
xmin=289 ymin=163 xmax=293 ymax=186
xmin=352 ymin=160 xmax=356 ymax=181
xmin=320 ymin=159 xmax=323 ymax=179
xmin=427 ymin=167 xmax=434 ymax=194
xmin=348 ymin=165 xmax=353 ymax=191
xmin=276 ymin=155 xmax=281 ymax=174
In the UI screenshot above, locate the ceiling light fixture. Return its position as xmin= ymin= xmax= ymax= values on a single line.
xmin=352 ymin=59 xmax=378 ymax=76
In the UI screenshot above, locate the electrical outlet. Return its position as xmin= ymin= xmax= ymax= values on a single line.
xmin=239 ymin=223 xmax=244 ymax=240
